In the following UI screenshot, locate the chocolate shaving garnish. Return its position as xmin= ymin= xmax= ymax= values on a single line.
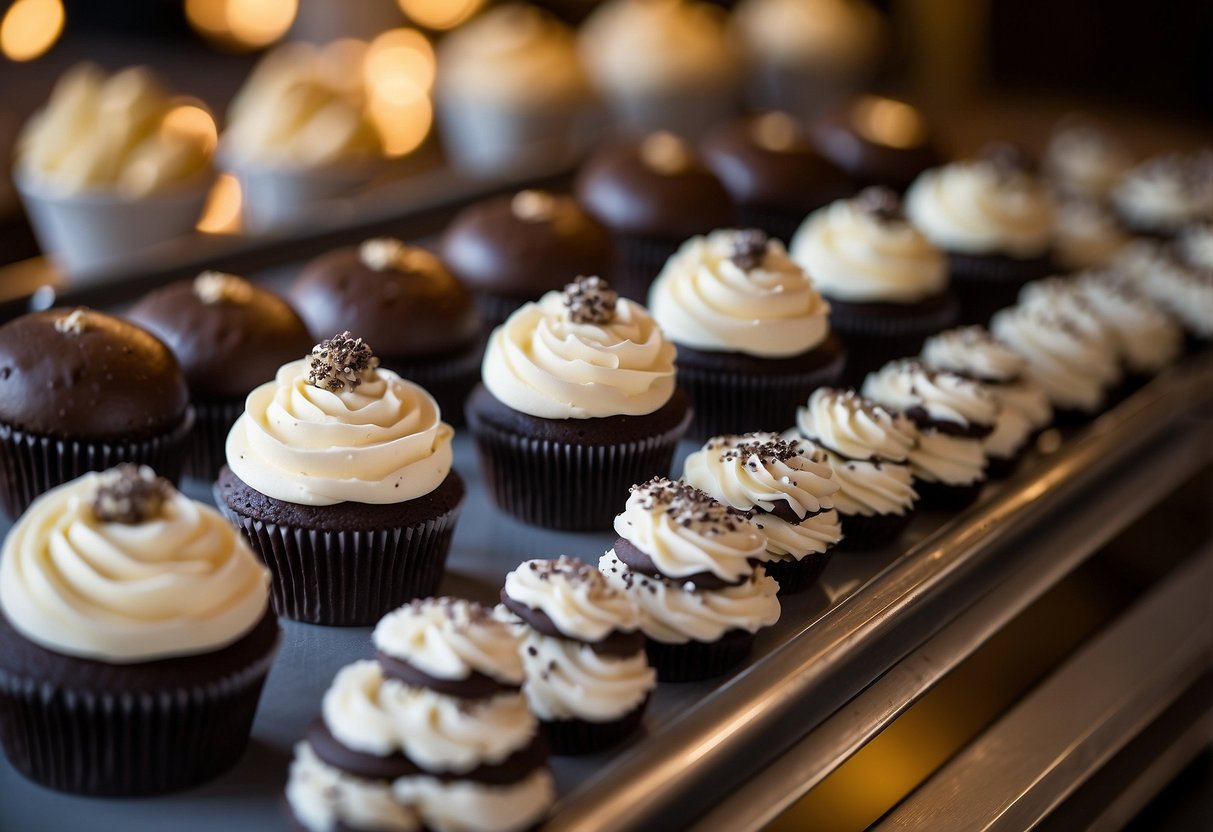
xmin=730 ymin=229 xmax=770 ymax=271
xmin=307 ymin=331 xmax=379 ymax=392
xmin=980 ymin=141 xmax=1037 ymax=177
xmin=562 ymin=275 xmax=617 ymax=324
xmin=53 ymin=308 xmax=88 ymax=336
xmin=712 ymin=433 xmax=806 ymax=466
xmin=854 ymin=186 xmax=904 ymax=222
xmin=91 ymin=464 xmax=173 ymax=524
xmin=629 ymin=477 xmax=754 ymax=536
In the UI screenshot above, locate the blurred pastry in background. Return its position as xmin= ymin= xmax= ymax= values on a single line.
xmin=1043 ymin=116 xmax=1134 ymax=202
xmin=436 ymin=3 xmax=592 ymax=175
xmin=13 ymin=64 xmax=215 ymax=279
xmin=809 ymin=93 xmax=940 ymax=192
xmin=732 ymin=0 xmax=884 ymax=118
xmin=580 ymin=0 xmax=741 ymax=139
xmin=1053 ymin=195 xmax=1130 ymax=270
xmin=1111 ymin=150 xmax=1213 ymax=240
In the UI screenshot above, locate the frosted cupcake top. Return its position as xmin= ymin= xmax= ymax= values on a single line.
xmin=1071 ymin=271 xmax=1183 ymax=374
xmin=0 ymin=465 xmax=269 ymax=663
xmin=791 ymin=187 xmax=947 ymax=303
xmin=650 ymin=229 xmax=832 ymax=357
xmin=1044 ymin=119 xmax=1134 ymax=200
xmin=921 ymin=325 xmax=1027 ymax=385
xmin=1054 ymin=196 xmax=1131 ymax=270
xmin=861 ymin=359 xmax=999 ymax=437
xmin=1112 ymin=152 xmax=1213 ymax=235
xmin=502 ymin=556 xmax=641 ymax=643
xmin=226 ymin=332 xmax=453 ymax=506
xmin=482 ymin=276 xmax=677 ymax=419
xmin=793 ymin=387 xmax=918 ymax=463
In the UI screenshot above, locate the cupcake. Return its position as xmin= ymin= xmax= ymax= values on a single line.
xmin=790 ymin=187 xmax=958 ymax=384
xmin=1054 ymin=195 xmax=1131 ymax=271
xmin=921 ymin=326 xmax=1052 ymax=478
xmin=785 ymin=388 xmax=919 ymax=549
xmin=216 ymin=332 xmax=464 ymax=625
xmin=0 ymin=465 xmax=277 ymax=794
xmin=990 ymin=305 xmax=1121 ymax=423
xmin=284 ymin=598 xmax=553 ymax=832
xmin=14 ymin=64 xmax=214 ymax=277
xmin=576 ymin=131 xmax=734 ymax=301
xmin=0 ymin=308 xmax=192 ymax=519
xmin=436 ymin=4 xmax=592 ymax=175
xmin=700 ymin=111 xmax=852 ymax=242
xmin=1069 ymin=272 xmax=1184 ymax=384
xmin=579 ymin=0 xmax=741 ymax=138
xmin=441 ymin=189 xmax=614 ymax=326
xmin=466 ymin=276 xmax=689 ymax=530
xmin=500 ymin=557 xmax=655 ymax=754
xmin=731 ymin=0 xmax=884 ymax=117
xmin=1043 ymin=117 xmax=1134 ymax=202
xmin=809 ymin=94 xmax=941 ymax=192
xmin=648 ymin=228 xmax=845 ymax=438
xmin=599 ymin=478 xmax=781 ymax=681
xmin=683 ymin=432 xmax=842 ymax=593
xmin=1110 ymin=151 xmax=1213 ymax=240
xmin=126 ymin=271 xmax=313 ymax=480
xmin=862 ymin=359 xmax=996 ymax=510
xmin=290 ymin=237 xmax=482 ymax=424
xmin=906 ymin=144 xmax=1056 ymax=324
xmin=1116 ymin=239 xmax=1213 ymax=344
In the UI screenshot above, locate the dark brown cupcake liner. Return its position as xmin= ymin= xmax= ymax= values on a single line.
xmin=839 ymin=509 xmax=916 ymax=551
xmin=0 ymin=611 xmax=279 ymax=796
xmin=762 ymin=549 xmax=834 ymax=595
xmin=946 ymin=250 xmax=1056 ymax=326
xmin=542 ymin=696 xmax=649 ymax=756
xmin=644 ymin=629 xmax=755 ymax=683
xmin=382 ymin=337 xmax=485 ymax=429
xmin=736 ymin=206 xmax=807 ymax=246
xmin=985 ymin=451 xmax=1024 ymax=480
xmin=185 ymin=396 xmax=245 ymax=482
xmin=0 ymin=409 xmax=195 ymax=520
xmin=826 ymin=292 xmax=961 ymax=386
xmin=914 ymin=478 xmax=985 ymax=512
xmin=611 ymin=235 xmax=681 ymax=303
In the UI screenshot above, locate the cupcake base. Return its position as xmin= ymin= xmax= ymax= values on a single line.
xmin=762 ymin=550 xmax=834 ymax=595
xmin=542 ymin=697 xmax=649 ymax=756
xmin=947 ymin=251 xmax=1057 ymax=325
xmin=645 ymin=629 xmax=755 ymax=683
xmin=464 ymin=385 xmax=691 ymax=530
xmin=914 ymin=478 xmax=985 ymax=512
xmin=382 ymin=337 xmax=484 ymax=429
xmin=0 ymin=610 xmax=279 ymax=796
xmin=839 ymin=509 xmax=916 ymax=551
xmin=674 ymin=335 xmax=846 ymax=439
xmin=985 ymin=453 xmax=1021 ymax=480
xmin=215 ymin=468 xmax=464 ymax=626
xmin=825 ymin=291 xmax=961 ymax=386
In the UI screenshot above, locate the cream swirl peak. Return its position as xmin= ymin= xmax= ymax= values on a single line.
xmin=0 ymin=468 xmax=270 ymax=663
xmin=1112 ymin=152 xmax=1213 ymax=235
xmin=480 ymin=281 xmax=676 ymax=419
xmin=503 ymin=557 xmax=640 ymax=643
xmin=373 ymin=598 xmax=525 ymax=687
xmin=1044 ymin=118 xmax=1134 ymax=199
xmin=861 ymin=359 xmax=999 ymax=437
xmin=649 ymin=228 xmax=832 ymax=357
xmin=792 ymin=387 xmax=918 ymax=464
xmin=921 ymin=326 xmax=1027 ymax=385
xmin=1070 ymin=271 xmax=1183 ymax=374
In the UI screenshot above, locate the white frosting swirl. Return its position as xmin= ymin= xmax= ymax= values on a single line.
xmin=1117 ymin=241 xmax=1213 ymax=339
xmin=649 ymin=230 xmax=832 ymax=357
xmin=1072 ymin=272 xmax=1183 ymax=374
xmin=287 ymin=743 xmax=421 ymax=832
xmin=790 ymin=197 xmax=947 ymax=303
xmin=682 ymin=433 xmax=842 ymax=560
xmin=504 ymin=557 xmax=640 ymax=642
xmin=1018 ymin=278 xmax=1122 ymax=359
xmin=481 ymin=291 xmax=677 ymax=419
xmin=518 ymin=631 xmax=655 ymax=722
xmin=613 ymin=483 xmax=767 ymax=583
xmin=373 ymin=599 xmax=524 ymax=685
xmin=0 ymin=472 xmax=269 ymax=663
xmin=1178 ymin=223 xmax=1213 ymax=270
xmin=1044 ymin=122 xmax=1134 ymax=200
xmin=393 ymin=770 xmax=555 ymax=832
xmin=812 ymin=450 xmax=917 ymax=517
xmin=792 ymin=387 xmax=918 ymax=463
xmin=225 ymin=359 xmax=453 ymax=506
xmin=599 ymin=553 xmax=780 ymax=644
xmin=1112 ymin=153 xmax=1213 ymax=235
xmin=906 ymin=161 xmax=1054 ymax=257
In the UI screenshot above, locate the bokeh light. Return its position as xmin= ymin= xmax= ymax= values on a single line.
xmin=197 ymin=173 xmax=242 ymax=234
xmin=396 ymin=0 xmax=484 ymax=31
xmin=160 ymin=102 xmax=219 ymax=154
xmin=850 ymin=95 xmax=927 ymax=149
xmin=362 ymin=27 xmax=435 ymax=157
xmin=0 ymin=0 xmax=65 ymax=62
xmin=186 ymin=0 xmax=297 ymax=50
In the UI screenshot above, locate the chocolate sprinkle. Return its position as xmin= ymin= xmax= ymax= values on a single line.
xmin=307 ymin=331 xmax=379 ymax=392
xmin=91 ymin=464 xmax=173 ymax=524
xmin=563 ymin=275 xmax=618 ymax=324
xmin=629 ymin=477 xmax=753 ymax=536
xmin=730 ymin=229 xmax=770 ymax=271
xmin=711 ymin=432 xmax=806 ymax=465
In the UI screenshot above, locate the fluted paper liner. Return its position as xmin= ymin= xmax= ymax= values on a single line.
xmin=762 ymin=548 xmax=834 ymax=595
xmin=644 ymin=629 xmax=755 ymax=684
xmin=541 ymin=696 xmax=649 ymax=756
xmin=947 ymin=251 xmax=1055 ymax=326
xmin=612 ymin=235 xmax=682 ymax=303
xmin=827 ymin=293 xmax=961 ymax=386
xmin=187 ymin=397 xmax=244 ymax=482
xmin=838 ymin=509 xmax=915 ymax=551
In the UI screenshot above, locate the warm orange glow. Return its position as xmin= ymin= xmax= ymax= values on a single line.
xmin=186 ymin=0 xmax=297 ymax=50
xmin=367 ymin=84 xmax=432 ymax=158
xmin=197 ymin=173 xmax=242 ymax=234
xmin=365 ymin=27 xmax=435 ymax=95
xmin=851 ymin=95 xmax=927 ymax=150
xmin=160 ymin=103 xmax=219 ymax=154
xmin=0 ymin=0 xmax=65 ymax=62
xmin=396 ymin=0 xmax=484 ymax=30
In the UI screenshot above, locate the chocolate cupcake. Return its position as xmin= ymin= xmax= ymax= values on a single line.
xmin=791 ymin=187 xmax=959 ymax=384
xmin=216 ymin=333 xmax=464 ymax=625
xmin=700 ymin=112 xmax=851 ymax=242
xmin=0 ymin=308 xmax=192 ymax=519
xmin=441 ymin=190 xmax=614 ymax=327
xmin=1067 ymin=272 xmax=1183 ymax=384
xmin=1043 ymin=117 xmax=1135 ymax=202
xmin=683 ymin=432 xmax=842 ymax=593
xmin=284 ymin=598 xmax=554 ymax=832
xmin=0 ymin=465 xmax=277 ymax=795
xmin=599 ymin=478 xmax=780 ymax=682
xmin=1117 ymin=238 xmax=1213 ymax=345
xmin=785 ymin=388 xmax=919 ymax=550
xmin=862 ymin=360 xmax=996 ymax=510
xmin=809 ymin=94 xmax=941 ymax=192
xmin=576 ymin=132 xmax=734 ymax=300
xmin=466 ymin=276 xmax=690 ymax=530
xmin=1111 ymin=151 xmax=1213 ymax=240
xmin=921 ymin=327 xmax=1052 ymax=478
xmin=127 ymin=272 xmax=313 ymax=480
xmin=906 ymin=145 xmax=1056 ymax=325
xmin=649 ymin=228 xmax=845 ymax=438
xmin=500 ymin=557 xmax=655 ymax=755
xmin=290 ymin=238 xmax=482 ymax=424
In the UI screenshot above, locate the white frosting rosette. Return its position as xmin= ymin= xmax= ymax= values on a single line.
xmin=1111 ymin=152 xmax=1213 ymax=235
xmin=1071 ymin=272 xmax=1183 ymax=374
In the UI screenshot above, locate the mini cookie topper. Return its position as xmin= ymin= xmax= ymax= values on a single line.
xmin=854 ymin=186 xmax=905 ymax=223
xmin=53 ymin=308 xmax=88 ymax=335
xmin=563 ymin=275 xmax=618 ymax=324
xmin=639 ymin=131 xmax=691 ymax=176
xmin=307 ymin=331 xmax=379 ymax=392
xmin=193 ymin=271 xmax=254 ymax=305
xmin=91 ymin=464 xmax=173 ymax=524
xmin=729 ymin=228 xmax=770 ymax=271
xmin=630 ymin=477 xmax=752 ymax=534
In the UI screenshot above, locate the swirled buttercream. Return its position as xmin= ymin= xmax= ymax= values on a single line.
xmin=792 ymin=387 xmax=918 ymax=463
xmin=393 ymin=770 xmax=555 ymax=832
xmin=1072 ymin=272 xmax=1183 ymax=374
xmin=1044 ymin=121 xmax=1134 ymax=200
xmin=503 ymin=557 xmax=640 ymax=642
xmin=649 ymin=229 xmax=831 ymax=357
xmin=0 ymin=470 xmax=269 ymax=663
xmin=1111 ymin=152 xmax=1213 ymax=235
xmin=814 ymin=452 xmax=917 ymax=517
xmin=1055 ymin=197 xmax=1129 ymax=270
xmin=287 ymin=743 xmax=421 ymax=832
xmin=373 ymin=598 xmax=525 ymax=685
xmin=1018 ymin=277 xmax=1122 ymax=360
xmin=518 ymin=631 xmax=655 ymax=721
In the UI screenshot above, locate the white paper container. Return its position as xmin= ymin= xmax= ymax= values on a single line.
xmin=437 ymin=96 xmax=596 ymax=177
xmin=602 ymin=85 xmax=740 ymax=140
xmin=223 ymin=158 xmax=379 ymax=234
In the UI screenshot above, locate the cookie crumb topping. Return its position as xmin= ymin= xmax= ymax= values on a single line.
xmin=730 ymin=228 xmax=770 ymax=271
xmin=91 ymin=464 xmax=173 ymax=524
xmin=53 ymin=308 xmax=88 ymax=336
xmin=710 ymin=432 xmax=808 ymax=465
xmin=563 ymin=275 xmax=618 ymax=324
xmin=307 ymin=332 xmax=379 ymax=392
xmin=525 ymin=556 xmax=607 ymax=590
xmin=193 ymin=271 xmax=254 ymax=305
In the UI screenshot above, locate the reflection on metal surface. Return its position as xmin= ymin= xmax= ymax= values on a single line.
xmin=397 ymin=0 xmax=485 ymax=30
xmin=0 ymin=0 xmax=64 ymax=62
xmin=850 ymin=95 xmax=927 ymax=149
xmin=197 ymin=173 xmax=242 ymax=234
xmin=186 ymin=0 xmax=298 ymax=49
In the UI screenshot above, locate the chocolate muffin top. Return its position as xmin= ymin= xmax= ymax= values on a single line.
xmin=441 ymin=190 xmax=614 ymax=298
xmin=127 ymin=272 xmax=313 ymax=399
xmin=290 ymin=238 xmax=480 ymax=359
xmin=701 ymin=112 xmax=851 ymax=215
xmin=809 ymin=94 xmax=941 ymax=191
xmin=0 ymin=308 xmax=188 ymax=439
xmin=575 ymin=132 xmax=734 ymax=239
